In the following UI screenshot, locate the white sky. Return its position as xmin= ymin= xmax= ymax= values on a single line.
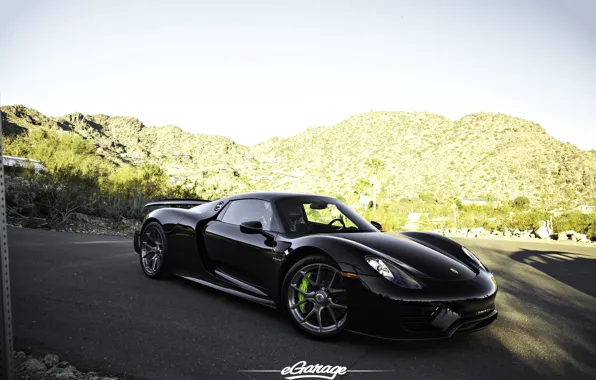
xmin=1 ymin=0 xmax=595 ymax=149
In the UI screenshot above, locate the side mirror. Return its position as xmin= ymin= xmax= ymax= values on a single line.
xmin=240 ymin=220 xmax=263 ymax=234
xmin=370 ymin=221 xmax=385 ymax=231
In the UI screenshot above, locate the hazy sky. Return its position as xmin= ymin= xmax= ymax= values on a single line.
xmin=1 ymin=0 xmax=595 ymax=149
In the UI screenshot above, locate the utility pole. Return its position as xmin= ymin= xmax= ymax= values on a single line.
xmin=0 ymin=97 xmax=15 ymax=380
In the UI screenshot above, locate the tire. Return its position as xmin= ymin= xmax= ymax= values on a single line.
xmin=139 ymin=221 xmax=171 ymax=279
xmin=281 ymin=255 xmax=349 ymax=339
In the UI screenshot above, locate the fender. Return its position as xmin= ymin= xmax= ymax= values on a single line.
xmin=280 ymin=234 xmax=392 ymax=277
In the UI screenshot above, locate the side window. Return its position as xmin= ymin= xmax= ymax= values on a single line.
xmin=220 ymin=199 xmax=277 ymax=231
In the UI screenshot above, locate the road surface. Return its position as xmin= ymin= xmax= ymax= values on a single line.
xmin=8 ymin=228 xmax=596 ymax=380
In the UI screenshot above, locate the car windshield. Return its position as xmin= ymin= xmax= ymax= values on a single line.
xmin=277 ymin=197 xmax=377 ymax=234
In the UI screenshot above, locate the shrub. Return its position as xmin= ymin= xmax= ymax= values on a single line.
xmin=512 ymin=196 xmax=530 ymax=210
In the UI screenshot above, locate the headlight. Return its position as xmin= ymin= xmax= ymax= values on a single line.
xmin=365 ymin=256 xmax=423 ymax=289
xmin=462 ymin=246 xmax=487 ymax=271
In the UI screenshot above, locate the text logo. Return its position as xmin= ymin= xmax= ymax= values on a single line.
xmin=239 ymin=360 xmax=394 ymax=379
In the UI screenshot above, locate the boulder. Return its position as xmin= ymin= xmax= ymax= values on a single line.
xmin=43 ymin=353 xmax=60 ymax=367
xmin=513 ymin=228 xmax=521 ymax=237
xmin=572 ymin=233 xmax=589 ymax=243
xmin=530 ymin=233 xmax=536 ymax=238
xmin=535 ymin=226 xmax=552 ymax=239
xmin=557 ymin=232 xmax=569 ymax=241
xmin=492 ymin=230 xmax=503 ymax=236
xmin=504 ymin=230 xmax=512 ymax=237
xmin=22 ymin=358 xmax=46 ymax=372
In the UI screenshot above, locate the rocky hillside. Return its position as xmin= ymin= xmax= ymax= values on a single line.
xmin=252 ymin=112 xmax=596 ymax=207
xmin=2 ymin=105 xmax=595 ymax=207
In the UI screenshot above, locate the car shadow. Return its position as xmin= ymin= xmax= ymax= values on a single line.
xmin=509 ymin=248 xmax=596 ymax=297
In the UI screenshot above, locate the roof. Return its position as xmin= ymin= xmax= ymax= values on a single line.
xmin=3 ymin=155 xmax=42 ymax=164
xmin=222 ymin=191 xmax=337 ymax=202
xmin=2 ymin=155 xmax=47 ymax=171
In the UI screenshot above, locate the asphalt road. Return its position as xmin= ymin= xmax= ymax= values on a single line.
xmin=8 ymin=228 xmax=596 ymax=380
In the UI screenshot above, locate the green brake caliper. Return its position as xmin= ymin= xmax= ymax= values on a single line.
xmin=297 ymin=272 xmax=312 ymax=313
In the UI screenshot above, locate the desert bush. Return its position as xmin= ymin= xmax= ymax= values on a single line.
xmin=5 ymin=175 xmax=37 ymax=217
xmin=507 ymin=210 xmax=547 ymax=230
xmin=554 ymin=211 xmax=596 ymax=237
xmin=97 ymin=191 xmax=149 ymax=221
xmin=106 ymin=164 xmax=167 ymax=199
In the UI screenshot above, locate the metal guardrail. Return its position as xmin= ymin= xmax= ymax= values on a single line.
xmin=0 ymin=99 xmax=15 ymax=379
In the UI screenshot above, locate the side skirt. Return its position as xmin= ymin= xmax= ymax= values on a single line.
xmin=177 ymin=275 xmax=276 ymax=308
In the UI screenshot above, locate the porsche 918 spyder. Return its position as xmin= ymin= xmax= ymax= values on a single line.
xmin=133 ymin=192 xmax=498 ymax=339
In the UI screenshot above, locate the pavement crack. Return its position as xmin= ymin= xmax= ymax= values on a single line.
xmin=346 ymin=345 xmax=374 ymax=370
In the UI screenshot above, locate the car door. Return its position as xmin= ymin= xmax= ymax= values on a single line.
xmin=203 ymin=199 xmax=279 ymax=293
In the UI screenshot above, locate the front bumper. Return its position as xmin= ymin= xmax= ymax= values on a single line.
xmin=344 ymin=272 xmax=498 ymax=339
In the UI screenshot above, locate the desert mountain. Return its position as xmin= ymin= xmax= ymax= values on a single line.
xmin=2 ymin=105 xmax=595 ymax=207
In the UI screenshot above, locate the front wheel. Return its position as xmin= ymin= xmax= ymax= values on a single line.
xmin=281 ymin=255 xmax=349 ymax=339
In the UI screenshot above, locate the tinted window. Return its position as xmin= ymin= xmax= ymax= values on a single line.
xmin=277 ymin=197 xmax=377 ymax=233
xmin=221 ymin=199 xmax=277 ymax=231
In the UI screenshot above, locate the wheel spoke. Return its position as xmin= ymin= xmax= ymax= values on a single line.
xmin=329 ymin=300 xmax=347 ymax=310
xmin=328 ymin=271 xmax=336 ymax=289
xmin=300 ymin=308 xmax=316 ymax=324
xmin=298 ymin=271 xmax=317 ymax=287
xmin=152 ymin=255 xmax=160 ymax=271
xmin=142 ymin=245 xmax=155 ymax=258
xmin=290 ymin=298 xmax=310 ymax=310
xmin=290 ymin=284 xmax=313 ymax=297
xmin=327 ymin=306 xmax=338 ymax=328
xmin=147 ymin=255 xmax=156 ymax=268
xmin=328 ymin=288 xmax=346 ymax=295
xmin=142 ymin=250 xmax=155 ymax=260
xmin=314 ymin=264 xmax=323 ymax=286
xmin=316 ymin=307 xmax=323 ymax=332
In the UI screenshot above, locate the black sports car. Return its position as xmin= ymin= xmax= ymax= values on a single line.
xmin=133 ymin=192 xmax=498 ymax=339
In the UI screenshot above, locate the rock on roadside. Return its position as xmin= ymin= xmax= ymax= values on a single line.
xmin=14 ymin=351 xmax=120 ymax=380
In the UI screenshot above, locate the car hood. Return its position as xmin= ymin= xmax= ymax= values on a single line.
xmin=330 ymin=232 xmax=477 ymax=281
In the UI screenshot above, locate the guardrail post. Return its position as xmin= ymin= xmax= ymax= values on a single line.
xmin=0 ymin=98 xmax=15 ymax=380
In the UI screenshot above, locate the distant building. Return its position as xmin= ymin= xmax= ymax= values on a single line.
xmin=577 ymin=205 xmax=596 ymax=213
xmin=2 ymin=155 xmax=46 ymax=172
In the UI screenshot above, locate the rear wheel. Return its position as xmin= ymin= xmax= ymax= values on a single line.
xmin=140 ymin=222 xmax=170 ymax=279
xmin=282 ymin=255 xmax=348 ymax=339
